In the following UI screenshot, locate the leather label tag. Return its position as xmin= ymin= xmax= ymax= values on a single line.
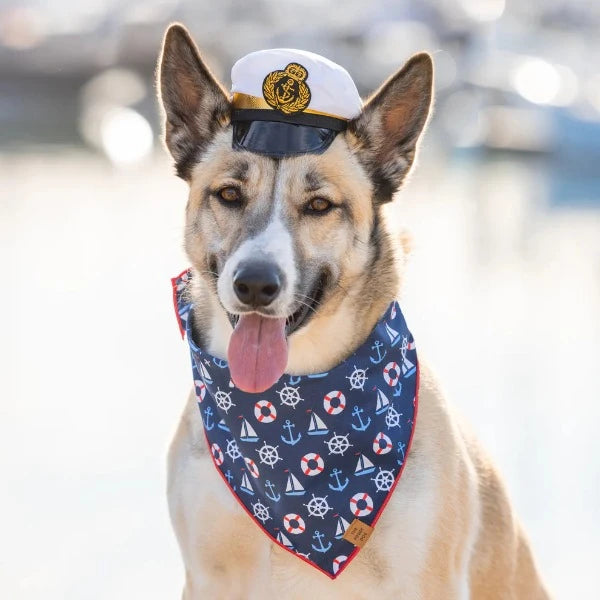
xmin=342 ymin=518 xmax=374 ymax=548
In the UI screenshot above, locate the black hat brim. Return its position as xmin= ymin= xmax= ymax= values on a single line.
xmin=232 ymin=120 xmax=340 ymax=158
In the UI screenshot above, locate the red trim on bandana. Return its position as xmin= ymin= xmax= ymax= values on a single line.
xmin=198 ymin=363 xmax=421 ymax=580
xmin=334 ymin=362 xmax=420 ymax=579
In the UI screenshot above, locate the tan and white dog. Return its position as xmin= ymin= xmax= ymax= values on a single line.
xmin=158 ymin=23 xmax=550 ymax=600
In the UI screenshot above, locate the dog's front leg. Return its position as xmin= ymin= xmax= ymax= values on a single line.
xmin=168 ymin=392 xmax=274 ymax=600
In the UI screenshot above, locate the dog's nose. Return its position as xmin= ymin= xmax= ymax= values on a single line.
xmin=233 ymin=263 xmax=282 ymax=307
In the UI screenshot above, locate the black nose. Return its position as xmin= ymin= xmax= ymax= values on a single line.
xmin=233 ymin=262 xmax=282 ymax=307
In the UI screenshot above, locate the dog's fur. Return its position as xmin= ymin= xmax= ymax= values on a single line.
xmin=159 ymin=24 xmax=550 ymax=599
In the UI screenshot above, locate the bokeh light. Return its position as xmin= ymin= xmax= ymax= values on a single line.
xmin=100 ymin=107 xmax=153 ymax=166
xmin=512 ymin=57 xmax=561 ymax=105
xmin=458 ymin=0 xmax=506 ymax=22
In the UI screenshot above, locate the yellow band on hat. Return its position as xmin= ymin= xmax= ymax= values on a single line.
xmin=232 ymin=93 xmax=348 ymax=121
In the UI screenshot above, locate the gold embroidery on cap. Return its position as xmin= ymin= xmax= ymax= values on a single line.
xmin=262 ymin=63 xmax=311 ymax=115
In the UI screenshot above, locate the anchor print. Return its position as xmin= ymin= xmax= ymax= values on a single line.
xmin=393 ymin=380 xmax=403 ymax=397
xmin=369 ymin=340 xmax=387 ymax=365
xmin=265 ymin=479 xmax=281 ymax=502
xmin=212 ymin=357 xmax=227 ymax=368
xmin=311 ymin=530 xmax=332 ymax=553
xmin=351 ymin=405 xmax=371 ymax=431
xmin=288 ymin=375 xmax=302 ymax=385
xmin=397 ymin=441 xmax=406 ymax=465
xmin=328 ymin=467 xmax=349 ymax=492
xmin=203 ymin=406 xmax=214 ymax=430
xmin=281 ymin=419 xmax=302 ymax=446
xmin=225 ymin=469 xmax=237 ymax=490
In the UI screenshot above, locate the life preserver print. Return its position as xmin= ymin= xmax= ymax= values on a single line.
xmin=332 ymin=554 xmax=348 ymax=575
xmin=323 ymin=390 xmax=346 ymax=415
xmin=349 ymin=492 xmax=374 ymax=517
xmin=373 ymin=432 xmax=393 ymax=455
xmin=254 ymin=399 xmax=277 ymax=423
xmin=211 ymin=443 xmax=224 ymax=466
xmin=244 ymin=456 xmax=260 ymax=478
xmin=194 ymin=379 xmax=206 ymax=402
xmin=301 ymin=452 xmax=325 ymax=476
xmin=283 ymin=513 xmax=306 ymax=534
xmin=383 ymin=361 xmax=400 ymax=387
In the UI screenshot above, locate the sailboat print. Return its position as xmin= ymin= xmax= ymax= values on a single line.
xmin=198 ymin=360 xmax=213 ymax=385
xmin=354 ymin=453 xmax=376 ymax=476
xmin=401 ymin=353 xmax=416 ymax=378
xmin=240 ymin=472 xmax=254 ymax=495
xmin=385 ymin=322 xmax=401 ymax=347
xmin=240 ymin=418 xmax=259 ymax=442
xmin=375 ymin=388 xmax=390 ymax=415
xmin=284 ymin=471 xmax=306 ymax=496
xmin=217 ymin=418 xmax=230 ymax=432
xmin=307 ymin=411 xmax=329 ymax=436
xmin=335 ymin=515 xmax=350 ymax=539
xmin=401 ymin=337 xmax=417 ymax=378
xmin=277 ymin=530 xmax=295 ymax=550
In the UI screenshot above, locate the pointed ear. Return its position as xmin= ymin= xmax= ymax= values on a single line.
xmin=348 ymin=53 xmax=433 ymax=203
xmin=158 ymin=24 xmax=230 ymax=179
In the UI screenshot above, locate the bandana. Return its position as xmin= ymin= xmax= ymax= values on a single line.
xmin=172 ymin=269 xmax=419 ymax=579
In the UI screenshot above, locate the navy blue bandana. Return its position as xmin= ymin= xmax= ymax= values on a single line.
xmin=172 ymin=269 xmax=419 ymax=579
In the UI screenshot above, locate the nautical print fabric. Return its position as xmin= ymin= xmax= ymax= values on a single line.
xmin=172 ymin=269 xmax=419 ymax=579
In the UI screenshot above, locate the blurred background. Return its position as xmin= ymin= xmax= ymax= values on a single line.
xmin=2 ymin=0 xmax=599 ymax=598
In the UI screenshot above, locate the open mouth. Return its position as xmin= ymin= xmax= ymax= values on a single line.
xmin=226 ymin=271 xmax=327 ymax=335
xmin=285 ymin=271 xmax=328 ymax=335
xmin=225 ymin=269 xmax=329 ymax=394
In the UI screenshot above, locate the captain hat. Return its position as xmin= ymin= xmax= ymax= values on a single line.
xmin=230 ymin=49 xmax=362 ymax=158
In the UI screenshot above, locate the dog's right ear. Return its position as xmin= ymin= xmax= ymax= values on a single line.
xmin=158 ymin=24 xmax=230 ymax=179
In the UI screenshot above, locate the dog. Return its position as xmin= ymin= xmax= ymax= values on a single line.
xmin=158 ymin=23 xmax=550 ymax=599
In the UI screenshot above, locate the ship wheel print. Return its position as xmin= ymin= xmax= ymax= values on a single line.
xmin=324 ymin=431 xmax=353 ymax=456
xmin=385 ymin=404 xmax=402 ymax=429
xmin=256 ymin=441 xmax=283 ymax=468
xmin=371 ymin=467 xmax=395 ymax=493
xmin=303 ymin=494 xmax=333 ymax=519
xmin=276 ymin=384 xmax=304 ymax=409
xmin=346 ymin=366 xmax=368 ymax=391
xmin=225 ymin=438 xmax=242 ymax=461
xmin=214 ymin=387 xmax=236 ymax=413
xmin=251 ymin=500 xmax=272 ymax=524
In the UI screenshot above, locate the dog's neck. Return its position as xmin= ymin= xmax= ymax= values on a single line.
xmin=190 ymin=214 xmax=400 ymax=375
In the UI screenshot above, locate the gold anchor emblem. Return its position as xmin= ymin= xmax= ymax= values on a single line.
xmin=262 ymin=63 xmax=311 ymax=115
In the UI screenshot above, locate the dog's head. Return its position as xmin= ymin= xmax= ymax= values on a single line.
xmin=158 ymin=24 xmax=432 ymax=392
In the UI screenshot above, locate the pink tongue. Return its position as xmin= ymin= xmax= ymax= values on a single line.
xmin=227 ymin=314 xmax=288 ymax=393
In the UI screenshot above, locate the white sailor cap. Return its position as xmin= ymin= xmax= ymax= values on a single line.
xmin=230 ymin=49 xmax=362 ymax=157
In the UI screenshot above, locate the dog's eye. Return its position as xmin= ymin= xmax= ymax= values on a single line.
xmin=306 ymin=197 xmax=332 ymax=214
xmin=217 ymin=186 xmax=241 ymax=203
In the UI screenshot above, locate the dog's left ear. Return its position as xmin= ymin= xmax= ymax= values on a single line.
xmin=348 ymin=53 xmax=433 ymax=203
xmin=158 ymin=24 xmax=230 ymax=179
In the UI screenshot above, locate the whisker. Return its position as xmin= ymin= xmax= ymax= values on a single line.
xmin=293 ymin=292 xmax=322 ymax=308
xmin=292 ymin=296 xmax=318 ymax=313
